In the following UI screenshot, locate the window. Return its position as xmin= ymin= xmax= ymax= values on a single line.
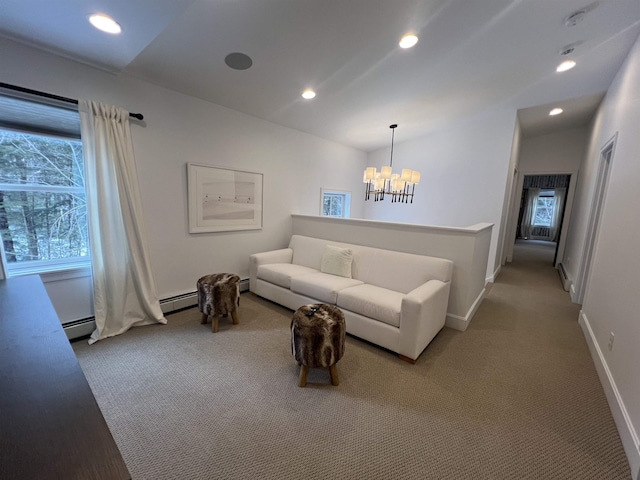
xmin=0 ymin=115 xmax=89 ymax=276
xmin=533 ymin=190 xmax=556 ymax=227
xmin=321 ymin=189 xmax=351 ymax=218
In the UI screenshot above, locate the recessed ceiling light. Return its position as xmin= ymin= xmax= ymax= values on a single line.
xmin=399 ymin=34 xmax=418 ymax=49
xmin=302 ymin=90 xmax=316 ymax=100
xmin=556 ymin=60 xmax=576 ymax=72
xmin=89 ymin=14 xmax=121 ymax=34
xmin=549 ymin=108 xmax=564 ymax=116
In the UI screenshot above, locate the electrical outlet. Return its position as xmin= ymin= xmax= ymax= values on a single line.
xmin=608 ymin=332 xmax=615 ymax=351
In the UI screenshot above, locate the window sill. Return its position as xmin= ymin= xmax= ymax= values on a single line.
xmin=7 ymin=262 xmax=92 ymax=282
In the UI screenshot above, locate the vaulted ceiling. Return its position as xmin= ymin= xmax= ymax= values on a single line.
xmin=1 ymin=0 xmax=639 ymax=150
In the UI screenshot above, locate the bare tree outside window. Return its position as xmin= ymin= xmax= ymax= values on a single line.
xmin=0 ymin=129 xmax=89 ymax=273
xmin=533 ymin=191 xmax=555 ymax=227
xmin=323 ymin=193 xmax=345 ymax=217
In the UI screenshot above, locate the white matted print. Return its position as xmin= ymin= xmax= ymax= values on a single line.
xmin=188 ymin=163 xmax=263 ymax=233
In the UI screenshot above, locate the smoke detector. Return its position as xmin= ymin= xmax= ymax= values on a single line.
xmin=564 ymin=10 xmax=587 ymax=26
xmin=564 ymin=3 xmax=599 ymax=26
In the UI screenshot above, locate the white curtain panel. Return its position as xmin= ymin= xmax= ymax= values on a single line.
xmin=550 ymin=188 xmax=567 ymax=242
xmin=520 ymin=188 xmax=540 ymax=239
xmin=79 ymin=100 xmax=166 ymax=344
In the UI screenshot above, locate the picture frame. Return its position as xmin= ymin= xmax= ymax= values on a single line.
xmin=187 ymin=163 xmax=263 ymax=233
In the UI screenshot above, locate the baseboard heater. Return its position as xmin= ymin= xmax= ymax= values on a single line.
xmin=64 ymin=278 xmax=249 ymax=339
xmin=64 ymin=316 xmax=96 ymax=340
xmin=557 ymin=263 xmax=571 ymax=292
xmin=160 ymin=278 xmax=249 ymax=314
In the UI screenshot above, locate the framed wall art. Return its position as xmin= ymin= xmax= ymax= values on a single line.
xmin=187 ymin=163 xmax=263 ymax=233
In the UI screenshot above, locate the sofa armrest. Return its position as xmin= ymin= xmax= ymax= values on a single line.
xmin=399 ymin=280 xmax=451 ymax=361
xmin=249 ymin=248 xmax=293 ymax=292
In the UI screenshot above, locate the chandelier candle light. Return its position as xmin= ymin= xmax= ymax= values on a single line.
xmin=363 ymin=124 xmax=420 ymax=203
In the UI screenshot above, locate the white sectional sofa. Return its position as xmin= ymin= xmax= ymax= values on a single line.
xmin=249 ymin=235 xmax=454 ymax=362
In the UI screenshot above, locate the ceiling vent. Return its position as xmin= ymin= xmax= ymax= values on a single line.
xmin=559 ymin=41 xmax=583 ymax=56
xmin=559 ymin=46 xmax=575 ymax=56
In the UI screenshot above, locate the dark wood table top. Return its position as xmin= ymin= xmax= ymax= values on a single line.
xmin=0 ymin=275 xmax=130 ymax=480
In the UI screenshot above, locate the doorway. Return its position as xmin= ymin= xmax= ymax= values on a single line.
xmin=514 ymin=174 xmax=571 ymax=265
xmin=574 ymin=134 xmax=616 ymax=304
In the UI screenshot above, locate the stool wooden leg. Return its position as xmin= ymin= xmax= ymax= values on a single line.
xmin=329 ymin=364 xmax=339 ymax=386
xmin=231 ymin=308 xmax=239 ymax=325
xmin=212 ymin=316 xmax=220 ymax=333
xmin=298 ymin=365 xmax=309 ymax=387
xmin=200 ymin=313 xmax=208 ymax=325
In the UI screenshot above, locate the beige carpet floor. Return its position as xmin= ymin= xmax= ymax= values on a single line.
xmin=73 ymin=240 xmax=631 ymax=479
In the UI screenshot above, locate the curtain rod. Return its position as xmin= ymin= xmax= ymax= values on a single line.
xmin=0 ymin=82 xmax=144 ymax=120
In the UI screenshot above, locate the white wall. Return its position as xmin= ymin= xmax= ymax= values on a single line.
xmin=518 ymin=127 xmax=588 ymax=172
xmin=564 ymin=34 xmax=640 ymax=477
xmin=363 ymin=109 xmax=517 ymax=281
xmin=496 ymin=118 xmax=522 ymax=272
xmin=0 ymin=38 xmax=367 ymax=319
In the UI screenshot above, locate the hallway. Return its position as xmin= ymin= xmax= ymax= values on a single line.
xmin=462 ymin=238 xmax=631 ymax=478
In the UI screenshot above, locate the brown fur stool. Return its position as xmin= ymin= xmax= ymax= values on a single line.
xmin=291 ymin=304 xmax=345 ymax=387
xmin=197 ymin=273 xmax=240 ymax=333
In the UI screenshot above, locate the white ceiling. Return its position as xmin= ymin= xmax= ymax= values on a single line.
xmin=1 ymin=0 xmax=639 ymax=151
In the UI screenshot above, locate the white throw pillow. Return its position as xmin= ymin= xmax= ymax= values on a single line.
xmin=320 ymin=245 xmax=353 ymax=278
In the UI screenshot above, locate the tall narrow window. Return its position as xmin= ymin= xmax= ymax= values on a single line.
xmin=533 ymin=190 xmax=556 ymax=227
xmin=321 ymin=189 xmax=351 ymax=218
xmin=0 ymin=92 xmax=89 ymax=276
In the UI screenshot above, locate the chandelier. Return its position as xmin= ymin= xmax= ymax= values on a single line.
xmin=363 ymin=124 xmax=420 ymax=203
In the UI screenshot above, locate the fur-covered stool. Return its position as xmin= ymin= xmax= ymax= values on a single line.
xmin=291 ymin=303 xmax=345 ymax=387
xmin=197 ymin=273 xmax=240 ymax=333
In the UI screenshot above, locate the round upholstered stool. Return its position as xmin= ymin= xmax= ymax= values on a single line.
xmin=291 ymin=303 xmax=345 ymax=387
xmin=197 ymin=273 xmax=240 ymax=333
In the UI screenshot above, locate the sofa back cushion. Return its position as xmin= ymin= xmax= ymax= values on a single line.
xmin=289 ymin=235 xmax=453 ymax=294
xmin=355 ymin=247 xmax=453 ymax=294
xmin=289 ymin=235 xmax=330 ymax=268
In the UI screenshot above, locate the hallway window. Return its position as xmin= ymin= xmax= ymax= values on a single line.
xmin=533 ymin=190 xmax=556 ymax=227
xmin=321 ymin=188 xmax=351 ymax=218
xmin=0 ymin=129 xmax=89 ymax=276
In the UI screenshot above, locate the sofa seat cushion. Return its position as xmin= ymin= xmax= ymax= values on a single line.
xmin=337 ymin=284 xmax=403 ymax=328
xmin=257 ymin=263 xmax=318 ymax=289
xmin=290 ymin=272 xmax=363 ymax=304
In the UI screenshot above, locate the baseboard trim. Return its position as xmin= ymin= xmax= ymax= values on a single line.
xmin=487 ymin=264 xmax=501 ymax=283
xmin=445 ymin=286 xmax=487 ymax=332
xmin=579 ymin=310 xmax=639 ymax=477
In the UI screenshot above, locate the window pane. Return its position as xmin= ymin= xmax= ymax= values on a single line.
xmin=321 ymin=190 xmax=351 ymax=218
xmin=534 ymin=196 xmax=555 ymax=227
xmin=0 ymin=191 xmax=89 ymax=263
xmin=0 ymin=128 xmax=88 ymax=273
xmin=323 ymin=193 xmax=345 ymax=217
xmin=330 ymin=195 xmax=343 ymax=216
xmin=0 ymin=130 xmax=84 ymax=187
xmin=323 ymin=195 xmax=332 ymax=216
